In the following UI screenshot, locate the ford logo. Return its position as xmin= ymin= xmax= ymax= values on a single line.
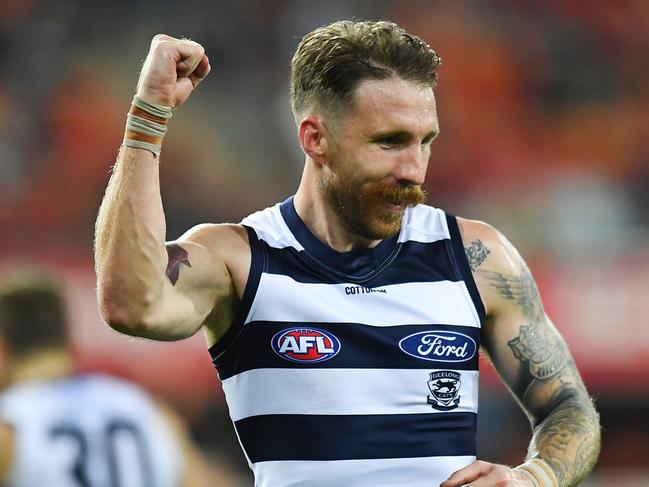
xmin=272 ymin=327 xmax=341 ymax=363
xmin=399 ymin=330 xmax=476 ymax=362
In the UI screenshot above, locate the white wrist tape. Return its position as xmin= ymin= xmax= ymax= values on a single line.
xmin=514 ymin=459 xmax=558 ymax=487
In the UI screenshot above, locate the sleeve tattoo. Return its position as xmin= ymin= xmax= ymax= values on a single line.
xmin=465 ymin=242 xmax=600 ymax=486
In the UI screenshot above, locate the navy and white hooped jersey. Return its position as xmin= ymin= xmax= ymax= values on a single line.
xmin=0 ymin=374 xmax=183 ymax=487
xmin=210 ymin=196 xmax=486 ymax=487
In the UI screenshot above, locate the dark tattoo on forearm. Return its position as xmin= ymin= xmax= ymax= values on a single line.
xmin=464 ymin=239 xmax=490 ymax=271
xmin=530 ymin=389 xmax=601 ymax=486
xmin=165 ymin=243 xmax=191 ymax=285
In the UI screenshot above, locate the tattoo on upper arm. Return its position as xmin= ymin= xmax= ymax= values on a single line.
xmin=483 ymin=264 xmax=568 ymax=382
xmin=464 ymin=239 xmax=490 ymax=271
xmin=165 ymin=243 xmax=191 ymax=286
xmin=483 ymin=265 xmax=542 ymax=322
xmin=508 ymin=322 xmax=569 ymax=381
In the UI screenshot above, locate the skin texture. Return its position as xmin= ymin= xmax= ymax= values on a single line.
xmin=94 ymin=34 xmax=600 ymax=486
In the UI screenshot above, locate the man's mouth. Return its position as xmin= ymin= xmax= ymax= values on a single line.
xmin=380 ymin=199 xmax=404 ymax=214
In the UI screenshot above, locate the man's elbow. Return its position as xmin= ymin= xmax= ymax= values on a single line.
xmin=97 ymin=284 xmax=195 ymax=341
xmin=532 ymin=386 xmax=599 ymax=429
xmin=99 ymin=300 xmax=148 ymax=338
xmin=97 ymin=281 xmax=159 ymax=337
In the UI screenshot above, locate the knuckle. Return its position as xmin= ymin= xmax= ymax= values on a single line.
xmin=151 ymin=33 xmax=170 ymax=44
xmin=182 ymin=38 xmax=204 ymax=52
xmin=152 ymin=40 xmax=173 ymax=56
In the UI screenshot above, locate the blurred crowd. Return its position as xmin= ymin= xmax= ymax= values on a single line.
xmin=1 ymin=0 xmax=648 ymax=484
xmin=1 ymin=0 xmax=647 ymax=251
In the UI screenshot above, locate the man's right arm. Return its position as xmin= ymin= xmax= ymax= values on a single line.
xmin=94 ymin=35 xmax=236 ymax=341
xmin=0 ymin=422 xmax=14 ymax=482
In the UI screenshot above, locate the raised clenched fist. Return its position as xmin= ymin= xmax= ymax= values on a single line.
xmin=136 ymin=34 xmax=210 ymax=108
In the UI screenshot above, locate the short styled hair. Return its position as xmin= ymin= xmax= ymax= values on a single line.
xmin=290 ymin=20 xmax=441 ymax=122
xmin=0 ymin=268 xmax=69 ymax=359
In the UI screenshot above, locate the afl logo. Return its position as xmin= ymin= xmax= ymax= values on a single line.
xmin=272 ymin=327 xmax=341 ymax=363
xmin=399 ymin=330 xmax=476 ymax=362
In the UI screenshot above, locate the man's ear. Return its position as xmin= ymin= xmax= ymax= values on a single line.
xmin=298 ymin=116 xmax=329 ymax=166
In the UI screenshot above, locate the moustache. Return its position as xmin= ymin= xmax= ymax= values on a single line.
xmin=362 ymin=182 xmax=427 ymax=207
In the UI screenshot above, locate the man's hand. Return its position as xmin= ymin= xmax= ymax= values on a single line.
xmin=440 ymin=460 xmax=534 ymax=487
xmin=136 ymin=34 xmax=210 ymax=108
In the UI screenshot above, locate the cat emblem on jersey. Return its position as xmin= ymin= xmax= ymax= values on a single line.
xmin=427 ymin=371 xmax=461 ymax=411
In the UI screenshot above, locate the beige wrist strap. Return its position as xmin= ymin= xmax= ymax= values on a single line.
xmin=123 ymin=96 xmax=173 ymax=157
xmin=514 ymin=459 xmax=558 ymax=487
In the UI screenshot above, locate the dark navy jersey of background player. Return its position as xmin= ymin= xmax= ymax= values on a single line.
xmin=209 ymin=196 xmax=486 ymax=487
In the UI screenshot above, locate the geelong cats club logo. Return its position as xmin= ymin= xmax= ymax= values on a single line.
xmin=427 ymin=371 xmax=462 ymax=411
xmin=271 ymin=327 xmax=341 ymax=363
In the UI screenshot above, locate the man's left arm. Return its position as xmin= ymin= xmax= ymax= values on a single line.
xmin=442 ymin=219 xmax=601 ymax=487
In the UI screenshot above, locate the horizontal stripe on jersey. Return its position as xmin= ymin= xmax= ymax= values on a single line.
xmin=264 ymin=239 xmax=456 ymax=285
xmin=236 ymin=412 xmax=477 ymax=463
xmin=216 ymin=322 xmax=479 ymax=380
xmin=244 ymin=274 xmax=481 ymax=327
xmin=223 ymin=368 xmax=479 ymax=420
xmin=252 ymin=455 xmax=476 ymax=487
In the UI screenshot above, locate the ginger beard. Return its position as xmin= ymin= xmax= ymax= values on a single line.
xmin=320 ymin=161 xmax=427 ymax=240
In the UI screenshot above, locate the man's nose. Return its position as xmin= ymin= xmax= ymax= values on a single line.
xmin=393 ymin=144 xmax=428 ymax=186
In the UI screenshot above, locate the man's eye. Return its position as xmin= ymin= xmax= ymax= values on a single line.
xmin=378 ymin=137 xmax=401 ymax=147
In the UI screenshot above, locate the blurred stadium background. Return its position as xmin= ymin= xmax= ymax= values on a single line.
xmin=1 ymin=0 xmax=648 ymax=484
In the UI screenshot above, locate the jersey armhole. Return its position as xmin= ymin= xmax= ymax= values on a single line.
xmin=445 ymin=213 xmax=487 ymax=325
xmin=209 ymin=225 xmax=264 ymax=365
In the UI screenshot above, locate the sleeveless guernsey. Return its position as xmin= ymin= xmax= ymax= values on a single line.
xmin=0 ymin=374 xmax=183 ymax=487
xmin=210 ymin=197 xmax=486 ymax=487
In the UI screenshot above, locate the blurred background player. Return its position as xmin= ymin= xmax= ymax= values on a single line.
xmin=0 ymin=267 xmax=238 ymax=487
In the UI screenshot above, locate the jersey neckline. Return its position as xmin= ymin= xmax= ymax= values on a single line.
xmin=279 ymin=196 xmax=401 ymax=279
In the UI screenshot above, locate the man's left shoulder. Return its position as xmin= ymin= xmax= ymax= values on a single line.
xmin=455 ymin=216 xmax=497 ymax=243
xmin=455 ymin=217 xmax=523 ymax=276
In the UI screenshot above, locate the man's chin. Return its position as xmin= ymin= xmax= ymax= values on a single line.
xmin=360 ymin=213 xmax=403 ymax=240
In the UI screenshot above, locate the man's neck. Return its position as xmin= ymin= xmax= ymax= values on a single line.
xmin=294 ymin=164 xmax=381 ymax=253
xmin=9 ymin=350 xmax=72 ymax=386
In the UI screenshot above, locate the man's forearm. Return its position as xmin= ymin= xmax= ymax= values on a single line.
xmin=94 ymin=145 xmax=168 ymax=329
xmin=528 ymin=391 xmax=601 ymax=486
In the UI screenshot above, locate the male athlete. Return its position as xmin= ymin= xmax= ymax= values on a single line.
xmin=0 ymin=267 xmax=236 ymax=487
xmin=95 ymin=20 xmax=600 ymax=486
